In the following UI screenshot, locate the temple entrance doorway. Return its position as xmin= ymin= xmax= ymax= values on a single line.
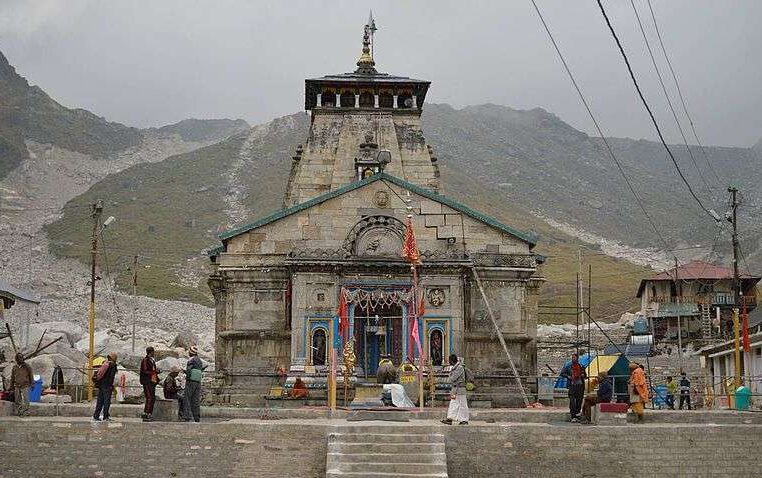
xmin=353 ymin=303 xmax=404 ymax=378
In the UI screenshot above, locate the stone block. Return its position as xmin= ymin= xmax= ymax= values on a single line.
xmin=424 ymin=214 xmax=445 ymax=227
xmin=420 ymin=199 xmax=442 ymax=215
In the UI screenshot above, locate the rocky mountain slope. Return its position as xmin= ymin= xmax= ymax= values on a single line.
xmin=422 ymin=103 xmax=762 ymax=267
xmin=45 ymin=110 xmax=651 ymax=320
xmin=0 ymin=51 xmax=251 ymax=374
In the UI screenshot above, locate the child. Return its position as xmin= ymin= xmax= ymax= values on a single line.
xmin=665 ymin=376 xmax=677 ymax=410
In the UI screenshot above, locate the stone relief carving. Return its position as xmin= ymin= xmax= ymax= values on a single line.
xmin=342 ymin=215 xmax=405 ymax=258
xmin=427 ymin=288 xmax=446 ymax=307
xmin=373 ymin=190 xmax=391 ymax=208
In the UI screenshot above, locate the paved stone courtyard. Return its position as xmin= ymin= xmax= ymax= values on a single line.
xmin=1 ymin=407 xmax=761 ymax=477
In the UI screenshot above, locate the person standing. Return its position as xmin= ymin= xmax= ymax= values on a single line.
xmin=440 ymin=354 xmax=469 ymax=425
xmin=93 ymin=352 xmax=118 ymax=421
xmin=678 ymin=372 xmax=692 ymax=410
xmin=665 ymin=376 xmax=677 ymax=410
xmin=139 ymin=346 xmax=160 ymax=422
xmin=628 ymin=362 xmax=649 ymax=422
xmin=10 ymin=353 xmax=33 ymax=417
xmin=560 ymin=353 xmax=587 ymax=422
xmin=184 ymin=346 xmax=205 ymax=422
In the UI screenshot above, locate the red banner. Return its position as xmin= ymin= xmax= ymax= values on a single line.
xmin=337 ymin=289 xmax=348 ymax=342
xmin=742 ymin=304 xmax=751 ymax=353
xmin=401 ymin=216 xmax=422 ymax=265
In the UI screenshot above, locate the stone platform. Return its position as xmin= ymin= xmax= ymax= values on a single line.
xmin=1 ymin=416 xmax=762 ymax=477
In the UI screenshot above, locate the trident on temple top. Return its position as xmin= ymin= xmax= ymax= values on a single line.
xmin=356 ymin=11 xmax=378 ymax=74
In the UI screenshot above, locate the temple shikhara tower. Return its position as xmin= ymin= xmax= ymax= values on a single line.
xmin=208 ymin=18 xmax=544 ymax=406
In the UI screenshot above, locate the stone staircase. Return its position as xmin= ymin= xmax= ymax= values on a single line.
xmin=326 ymin=425 xmax=448 ymax=477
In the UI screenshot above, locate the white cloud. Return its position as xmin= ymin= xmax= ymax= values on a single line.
xmin=0 ymin=0 xmax=92 ymax=37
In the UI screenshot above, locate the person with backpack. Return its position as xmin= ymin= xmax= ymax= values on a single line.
xmin=184 ymin=346 xmax=206 ymax=422
xmin=93 ymin=352 xmax=118 ymax=421
xmin=678 ymin=372 xmax=692 ymax=410
xmin=560 ymin=353 xmax=587 ymax=422
xmin=139 ymin=346 xmax=160 ymax=422
xmin=440 ymin=354 xmax=469 ymax=425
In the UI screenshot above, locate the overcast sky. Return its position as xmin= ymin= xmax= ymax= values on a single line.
xmin=1 ymin=0 xmax=760 ymax=147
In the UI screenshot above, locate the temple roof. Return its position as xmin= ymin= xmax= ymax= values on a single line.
xmin=210 ymin=172 xmax=538 ymax=257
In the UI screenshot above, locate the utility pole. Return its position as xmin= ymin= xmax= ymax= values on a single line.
xmin=674 ymin=257 xmax=683 ymax=372
xmin=86 ymin=200 xmax=103 ymax=401
xmin=131 ymin=255 xmax=138 ymax=353
xmin=729 ymin=186 xmax=742 ymax=388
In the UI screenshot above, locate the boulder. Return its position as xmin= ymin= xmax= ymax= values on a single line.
xmin=156 ymin=356 xmax=185 ymax=373
xmin=2 ymin=354 xmax=82 ymax=388
xmin=170 ymin=330 xmax=199 ymax=350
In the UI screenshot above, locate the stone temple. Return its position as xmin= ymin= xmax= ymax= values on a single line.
xmin=208 ymin=22 xmax=545 ymax=406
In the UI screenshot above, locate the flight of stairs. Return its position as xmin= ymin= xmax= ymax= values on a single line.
xmin=326 ymin=425 xmax=448 ymax=477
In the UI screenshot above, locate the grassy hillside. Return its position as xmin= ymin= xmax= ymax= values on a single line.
xmin=46 ymin=110 xmax=649 ymax=318
xmin=45 ymin=114 xmax=309 ymax=305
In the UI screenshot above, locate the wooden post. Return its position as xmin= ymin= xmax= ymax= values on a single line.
xmin=329 ymin=348 xmax=337 ymax=411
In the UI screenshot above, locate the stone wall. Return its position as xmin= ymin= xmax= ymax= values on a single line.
xmin=1 ymin=418 xmax=760 ymax=477
xmin=446 ymin=423 xmax=761 ymax=477
xmin=0 ymin=419 xmax=328 ymax=478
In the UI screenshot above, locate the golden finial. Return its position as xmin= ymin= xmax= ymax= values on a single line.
xmin=356 ymin=17 xmax=376 ymax=73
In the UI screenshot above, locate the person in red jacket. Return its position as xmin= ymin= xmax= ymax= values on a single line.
xmin=139 ymin=346 xmax=160 ymax=421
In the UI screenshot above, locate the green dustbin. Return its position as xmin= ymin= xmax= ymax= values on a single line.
xmin=735 ymin=385 xmax=751 ymax=410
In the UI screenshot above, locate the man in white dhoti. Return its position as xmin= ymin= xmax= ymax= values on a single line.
xmin=441 ymin=354 xmax=469 ymax=425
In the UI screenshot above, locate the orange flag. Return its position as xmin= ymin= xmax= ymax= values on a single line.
xmin=337 ymin=290 xmax=348 ymax=342
xmin=401 ymin=216 xmax=422 ymax=265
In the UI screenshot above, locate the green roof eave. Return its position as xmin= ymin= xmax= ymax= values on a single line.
xmin=216 ymin=172 xmax=538 ymax=247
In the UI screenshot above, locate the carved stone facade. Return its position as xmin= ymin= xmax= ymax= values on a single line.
xmin=208 ymin=25 xmax=545 ymax=405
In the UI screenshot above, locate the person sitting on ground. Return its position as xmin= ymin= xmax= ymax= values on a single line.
xmin=441 ymin=354 xmax=469 ymax=425
xmin=665 ymin=376 xmax=677 ymax=410
xmin=628 ymin=362 xmax=649 ymax=422
xmin=163 ymin=366 xmax=187 ymax=420
xmin=10 ymin=353 xmax=33 ymax=417
xmin=289 ymin=377 xmax=309 ymax=399
xmin=581 ymin=371 xmax=612 ymax=423
xmin=93 ymin=352 xmax=118 ymax=421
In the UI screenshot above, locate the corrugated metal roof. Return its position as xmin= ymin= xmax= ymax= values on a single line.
xmin=647 ymin=261 xmax=758 ymax=281
xmin=0 ymin=279 xmax=40 ymax=308
xmin=210 ymin=172 xmax=538 ymax=256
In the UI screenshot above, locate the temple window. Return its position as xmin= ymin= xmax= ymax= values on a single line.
xmin=397 ymin=93 xmax=413 ymax=109
xmin=359 ymin=91 xmax=374 ymax=108
xmin=340 ymin=91 xmax=355 ymax=108
xmin=379 ymin=92 xmax=394 ymax=108
xmin=311 ymin=328 xmax=327 ymax=366
xmin=322 ymin=90 xmax=336 ymax=107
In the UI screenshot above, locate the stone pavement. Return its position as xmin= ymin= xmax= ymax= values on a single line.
xmin=1 ymin=414 xmax=761 ymax=477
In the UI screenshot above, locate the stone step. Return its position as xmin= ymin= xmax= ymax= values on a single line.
xmin=327 ymin=461 xmax=448 ymax=475
xmin=329 ymin=432 xmax=445 ymax=444
xmin=330 ymin=425 xmax=444 ymax=435
xmin=327 ymin=452 xmax=447 ymax=464
xmin=329 ymin=442 xmax=445 ymax=455
xmin=326 ymin=472 xmax=447 ymax=478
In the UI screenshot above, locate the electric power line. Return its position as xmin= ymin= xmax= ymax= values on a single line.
xmin=595 ymin=0 xmax=716 ymax=220
xmin=628 ymin=0 xmax=716 ymax=199
xmin=527 ymin=0 xmax=673 ymax=254
xmin=645 ymin=0 xmax=723 ymax=186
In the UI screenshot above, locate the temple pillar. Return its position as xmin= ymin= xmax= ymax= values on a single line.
xmin=316 ymin=93 xmax=322 ymax=107
xmin=374 ymin=94 xmax=379 ymax=108
xmin=393 ymin=95 xmax=398 ymax=109
xmin=335 ymin=93 xmax=341 ymax=106
xmin=412 ymin=95 xmax=418 ymax=109
xmin=354 ymin=94 xmax=360 ymax=108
